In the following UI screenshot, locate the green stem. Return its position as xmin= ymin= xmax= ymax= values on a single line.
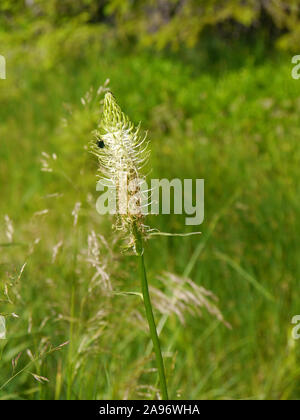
xmin=67 ymin=282 xmax=75 ymax=400
xmin=135 ymin=230 xmax=169 ymax=400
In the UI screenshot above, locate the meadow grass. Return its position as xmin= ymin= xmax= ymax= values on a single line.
xmin=0 ymin=40 xmax=299 ymax=399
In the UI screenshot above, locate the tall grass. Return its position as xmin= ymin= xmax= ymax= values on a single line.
xmin=0 ymin=40 xmax=299 ymax=399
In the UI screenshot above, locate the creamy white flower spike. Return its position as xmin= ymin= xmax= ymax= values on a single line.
xmin=91 ymin=92 xmax=150 ymax=252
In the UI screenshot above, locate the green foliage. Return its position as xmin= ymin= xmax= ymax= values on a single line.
xmin=2 ymin=0 xmax=300 ymax=51
xmin=0 ymin=29 xmax=299 ymax=399
xmin=111 ymin=0 xmax=300 ymax=51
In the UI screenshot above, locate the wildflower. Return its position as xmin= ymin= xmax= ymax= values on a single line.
xmin=91 ymin=92 xmax=169 ymax=400
xmin=91 ymin=92 xmax=149 ymax=253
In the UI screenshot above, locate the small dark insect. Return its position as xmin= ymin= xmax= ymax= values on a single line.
xmin=97 ymin=139 xmax=105 ymax=148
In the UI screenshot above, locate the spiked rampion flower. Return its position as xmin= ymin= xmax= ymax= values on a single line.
xmin=91 ymin=92 xmax=149 ymax=253
xmin=91 ymin=92 xmax=169 ymax=399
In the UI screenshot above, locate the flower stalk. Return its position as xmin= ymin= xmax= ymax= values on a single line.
xmin=134 ymin=224 xmax=168 ymax=400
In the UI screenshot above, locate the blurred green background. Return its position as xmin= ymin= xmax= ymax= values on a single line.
xmin=0 ymin=0 xmax=300 ymax=400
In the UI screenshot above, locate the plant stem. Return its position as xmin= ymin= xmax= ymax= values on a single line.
xmin=67 ymin=281 xmax=75 ymax=400
xmin=135 ymin=232 xmax=169 ymax=400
